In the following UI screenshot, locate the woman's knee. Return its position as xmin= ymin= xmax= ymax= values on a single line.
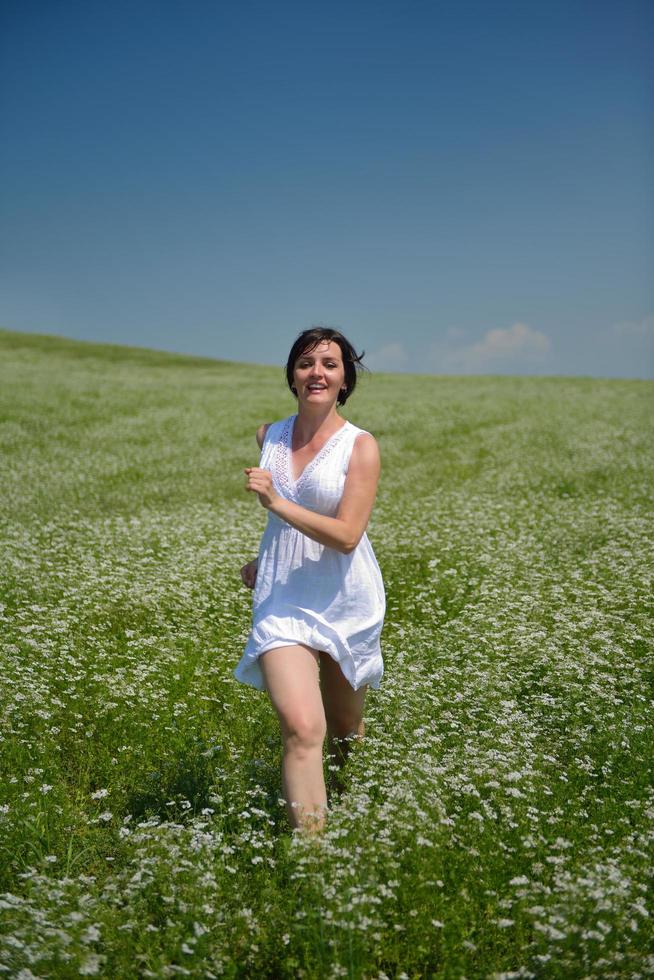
xmin=281 ymin=710 xmax=327 ymax=752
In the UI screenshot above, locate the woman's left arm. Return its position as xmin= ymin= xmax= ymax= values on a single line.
xmin=244 ymin=434 xmax=380 ymax=554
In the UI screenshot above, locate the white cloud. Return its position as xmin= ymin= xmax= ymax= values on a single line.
xmin=593 ymin=313 xmax=654 ymax=378
xmin=431 ymin=322 xmax=551 ymax=374
xmin=611 ymin=314 xmax=654 ymax=339
xmin=365 ymin=342 xmax=410 ymax=372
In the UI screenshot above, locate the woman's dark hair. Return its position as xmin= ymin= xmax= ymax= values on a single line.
xmin=285 ymin=327 xmax=367 ymax=406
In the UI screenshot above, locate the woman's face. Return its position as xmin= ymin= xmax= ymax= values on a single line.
xmin=293 ymin=340 xmax=346 ymax=407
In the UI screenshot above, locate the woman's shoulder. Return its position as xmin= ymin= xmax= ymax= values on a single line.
xmin=255 ymin=415 xmax=293 ymax=449
xmin=344 ymin=422 xmax=380 ymax=464
xmin=255 ymin=423 xmax=270 ymax=449
xmin=342 ymin=424 xmax=380 ymax=480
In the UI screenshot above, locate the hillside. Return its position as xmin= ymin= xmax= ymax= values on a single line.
xmin=0 ymin=327 xmax=652 ymax=977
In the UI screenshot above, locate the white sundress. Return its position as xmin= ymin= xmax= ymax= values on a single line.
xmin=234 ymin=413 xmax=386 ymax=693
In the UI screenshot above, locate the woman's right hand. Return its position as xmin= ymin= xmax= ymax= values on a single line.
xmin=240 ymin=558 xmax=258 ymax=589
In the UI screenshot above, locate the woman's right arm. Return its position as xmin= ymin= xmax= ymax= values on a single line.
xmin=240 ymin=423 xmax=271 ymax=588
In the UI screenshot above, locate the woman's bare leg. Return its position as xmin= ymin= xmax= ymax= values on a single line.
xmin=319 ymin=653 xmax=368 ymax=795
xmin=259 ymin=644 xmax=328 ymax=834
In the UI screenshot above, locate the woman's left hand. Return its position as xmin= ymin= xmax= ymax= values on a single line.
xmin=244 ymin=467 xmax=280 ymax=509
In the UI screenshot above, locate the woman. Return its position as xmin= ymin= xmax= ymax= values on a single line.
xmin=234 ymin=327 xmax=386 ymax=836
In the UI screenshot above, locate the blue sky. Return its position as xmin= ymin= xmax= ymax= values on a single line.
xmin=1 ymin=0 xmax=652 ymax=378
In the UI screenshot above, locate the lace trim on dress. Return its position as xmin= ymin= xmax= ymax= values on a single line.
xmin=280 ymin=415 xmax=351 ymax=495
xmin=274 ymin=417 xmax=294 ymax=499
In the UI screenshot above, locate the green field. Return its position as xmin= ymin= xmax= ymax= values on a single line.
xmin=0 ymin=327 xmax=652 ymax=979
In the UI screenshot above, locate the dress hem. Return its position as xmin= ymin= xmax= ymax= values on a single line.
xmin=233 ymin=632 xmax=383 ymax=693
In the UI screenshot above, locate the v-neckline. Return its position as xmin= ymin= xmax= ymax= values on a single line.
xmin=286 ymin=414 xmax=349 ymax=486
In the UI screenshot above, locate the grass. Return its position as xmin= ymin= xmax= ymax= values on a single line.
xmin=0 ymin=326 xmax=652 ymax=978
